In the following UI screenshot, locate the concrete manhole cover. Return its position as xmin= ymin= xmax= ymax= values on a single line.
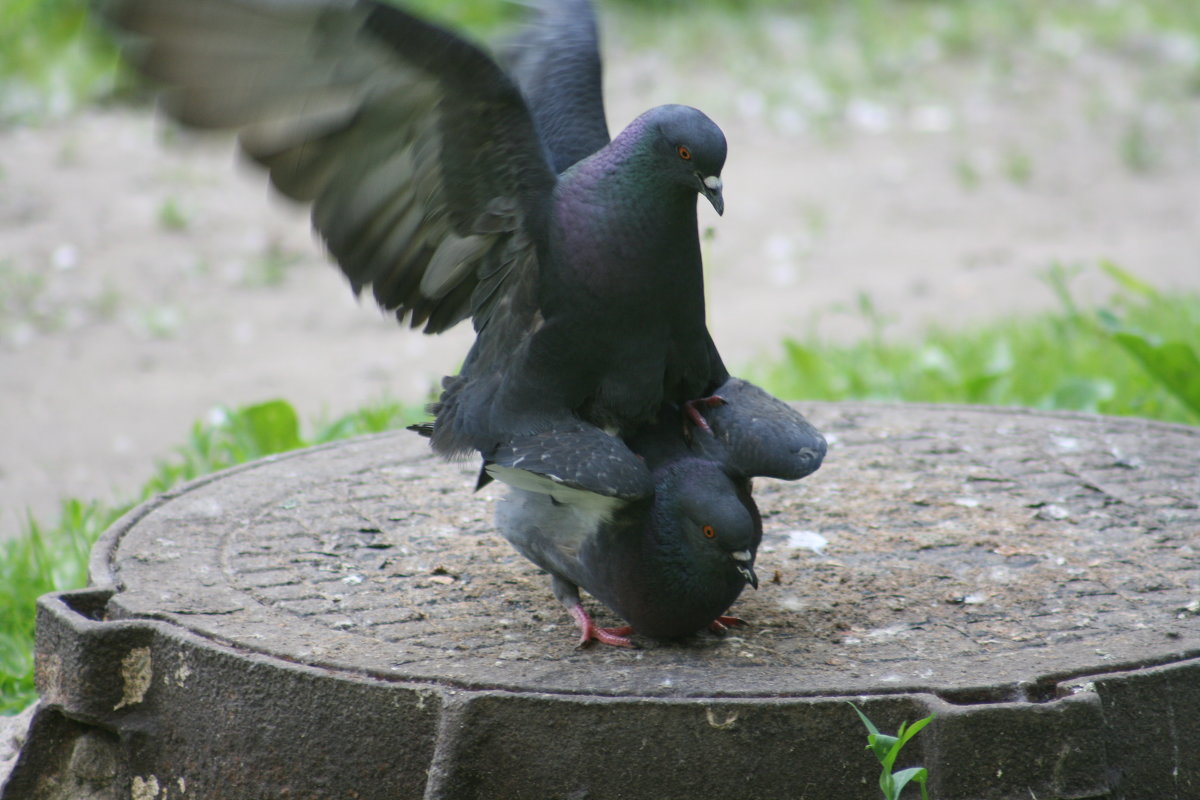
xmin=8 ymin=403 xmax=1200 ymax=800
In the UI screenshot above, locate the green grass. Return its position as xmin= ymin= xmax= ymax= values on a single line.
xmin=156 ymin=196 xmax=189 ymax=232
xmin=0 ymin=397 xmax=421 ymax=713
xmin=0 ymin=0 xmax=120 ymax=122
xmin=6 ymin=0 xmax=1200 ymax=125
xmin=751 ymin=262 xmax=1200 ymax=425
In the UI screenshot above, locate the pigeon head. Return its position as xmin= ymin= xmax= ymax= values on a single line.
xmin=637 ymin=104 xmax=727 ymax=215
xmin=656 ymin=459 xmax=760 ymax=590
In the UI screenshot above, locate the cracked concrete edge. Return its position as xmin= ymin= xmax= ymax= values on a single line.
xmin=0 ymin=704 xmax=37 ymax=790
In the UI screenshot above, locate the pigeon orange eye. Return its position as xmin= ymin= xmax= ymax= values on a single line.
xmin=677 ymin=145 xmax=692 ymax=160
xmin=702 ymin=524 xmax=716 ymax=538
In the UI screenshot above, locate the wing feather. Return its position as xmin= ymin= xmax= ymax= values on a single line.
xmin=487 ymin=423 xmax=655 ymax=502
xmin=501 ymin=0 xmax=611 ymax=171
xmin=103 ymin=0 xmax=556 ymax=334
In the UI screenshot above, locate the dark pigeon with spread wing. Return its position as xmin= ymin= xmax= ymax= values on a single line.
xmin=104 ymin=0 xmax=730 ymax=497
xmin=494 ymin=377 xmax=827 ymax=646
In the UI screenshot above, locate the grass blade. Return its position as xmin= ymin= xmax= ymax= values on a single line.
xmin=1111 ymin=333 xmax=1200 ymax=418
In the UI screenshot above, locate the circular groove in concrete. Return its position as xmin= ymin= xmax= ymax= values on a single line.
xmin=93 ymin=402 xmax=1200 ymax=700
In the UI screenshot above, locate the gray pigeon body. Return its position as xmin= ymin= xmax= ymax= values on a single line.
xmin=104 ymin=0 xmax=731 ymax=496
xmin=493 ymin=377 xmax=827 ymax=645
xmin=497 ymin=457 xmax=758 ymax=644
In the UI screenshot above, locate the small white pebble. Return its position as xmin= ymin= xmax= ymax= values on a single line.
xmin=1052 ymin=436 xmax=1081 ymax=452
xmin=1036 ymin=505 xmax=1071 ymax=521
xmin=52 ymin=243 xmax=78 ymax=270
xmin=778 ymin=596 xmax=805 ymax=612
xmin=785 ymin=529 xmax=828 ymax=554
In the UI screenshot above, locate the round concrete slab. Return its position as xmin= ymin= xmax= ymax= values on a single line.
xmin=96 ymin=403 xmax=1200 ymax=699
xmin=12 ymin=403 xmax=1200 ymax=800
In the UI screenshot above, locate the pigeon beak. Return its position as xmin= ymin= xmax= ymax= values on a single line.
xmin=731 ymin=550 xmax=757 ymax=589
xmin=699 ymin=174 xmax=724 ymax=216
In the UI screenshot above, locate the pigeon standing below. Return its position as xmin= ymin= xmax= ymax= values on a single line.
xmin=493 ymin=377 xmax=827 ymax=646
xmin=497 ymin=455 xmax=758 ymax=647
xmin=104 ymin=0 xmax=732 ymax=498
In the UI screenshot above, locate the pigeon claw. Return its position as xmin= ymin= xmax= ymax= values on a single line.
xmin=569 ymin=604 xmax=635 ymax=648
xmin=708 ymin=615 xmax=748 ymax=634
xmin=683 ymin=394 xmax=728 ymax=437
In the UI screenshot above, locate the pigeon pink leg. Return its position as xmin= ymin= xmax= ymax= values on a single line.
xmin=684 ymin=394 xmax=728 ymax=434
xmin=569 ymin=604 xmax=634 ymax=648
xmin=708 ymin=615 xmax=748 ymax=634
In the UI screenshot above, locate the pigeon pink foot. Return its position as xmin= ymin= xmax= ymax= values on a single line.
xmin=569 ymin=604 xmax=635 ymax=648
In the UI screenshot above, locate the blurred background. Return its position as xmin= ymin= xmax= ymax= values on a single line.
xmin=1 ymin=0 xmax=1199 ymax=706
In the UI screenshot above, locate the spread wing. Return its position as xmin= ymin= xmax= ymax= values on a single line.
xmin=501 ymin=0 xmax=611 ymax=173
xmin=104 ymin=0 xmax=557 ymax=334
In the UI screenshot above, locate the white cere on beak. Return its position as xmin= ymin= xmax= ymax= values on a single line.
xmin=730 ymin=550 xmax=752 ymax=563
xmin=703 ymin=175 xmax=723 ymax=191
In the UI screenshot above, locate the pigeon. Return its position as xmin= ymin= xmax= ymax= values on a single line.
xmin=493 ymin=377 xmax=827 ymax=646
xmin=497 ymin=454 xmax=758 ymax=647
xmin=103 ymin=0 xmax=732 ymax=498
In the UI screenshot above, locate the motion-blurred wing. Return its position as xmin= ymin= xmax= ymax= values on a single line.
xmin=105 ymin=0 xmax=557 ymax=333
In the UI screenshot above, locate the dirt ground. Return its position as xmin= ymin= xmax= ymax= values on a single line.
xmin=2 ymin=16 xmax=1199 ymax=539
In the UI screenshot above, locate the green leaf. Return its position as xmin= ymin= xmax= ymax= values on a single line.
xmin=873 ymin=732 xmax=901 ymax=764
xmin=1040 ymin=261 xmax=1085 ymax=318
xmin=1095 ymin=308 xmax=1122 ymax=332
xmin=236 ymin=399 xmax=304 ymax=456
xmin=783 ymin=338 xmax=824 ymax=376
xmin=1049 ymin=377 xmax=1115 ymax=412
xmin=1113 ymin=333 xmax=1200 ymax=417
xmin=880 ymin=770 xmax=897 ymax=800
xmin=879 ymin=727 xmax=906 ymax=773
xmin=1100 ymin=260 xmax=1159 ymax=300
xmin=851 ymin=703 xmax=899 ymax=764
xmin=850 ymin=702 xmax=882 ymax=738
xmin=962 ymin=371 xmax=1002 ymax=402
xmin=896 ymin=713 xmax=935 ymax=747
xmin=890 ymin=766 xmax=929 ymax=798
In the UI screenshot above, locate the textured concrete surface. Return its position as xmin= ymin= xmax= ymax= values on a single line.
xmin=6 ymin=403 xmax=1200 ymax=799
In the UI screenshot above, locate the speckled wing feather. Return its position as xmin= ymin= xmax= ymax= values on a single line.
xmin=103 ymin=0 xmax=556 ymax=334
xmin=500 ymin=0 xmax=611 ymax=172
xmin=485 ymin=422 xmax=655 ymax=504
